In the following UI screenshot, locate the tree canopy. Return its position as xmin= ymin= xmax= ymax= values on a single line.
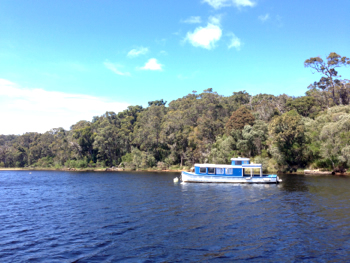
xmin=305 ymin=52 xmax=350 ymax=106
xmin=1 ymin=52 xmax=349 ymax=173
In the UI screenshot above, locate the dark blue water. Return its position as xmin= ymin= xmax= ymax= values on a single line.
xmin=0 ymin=171 xmax=350 ymax=262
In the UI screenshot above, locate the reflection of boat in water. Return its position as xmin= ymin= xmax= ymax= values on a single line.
xmin=181 ymin=157 xmax=282 ymax=184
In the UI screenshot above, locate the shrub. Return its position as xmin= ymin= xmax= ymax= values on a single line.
xmin=157 ymin=161 xmax=168 ymax=170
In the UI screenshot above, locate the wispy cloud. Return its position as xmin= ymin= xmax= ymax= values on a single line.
xmin=104 ymin=61 xmax=131 ymax=76
xmin=203 ymin=0 xmax=256 ymax=9
xmin=228 ymin=33 xmax=242 ymax=50
xmin=140 ymin=58 xmax=163 ymax=71
xmin=185 ymin=20 xmax=222 ymax=50
xmin=181 ymin=16 xmax=202 ymax=24
xmin=208 ymin=15 xmax=222 ymax=25
xmin=258 ymin=13 xmax=270 ymax=22
xmin=127 ymin=47 xmax=148 ymax=58
xmin=0 ymin=79 xmax=129 ymax=134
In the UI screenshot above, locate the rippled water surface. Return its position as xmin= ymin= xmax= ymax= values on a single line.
xmin=1 ymin=171 xmax=350 ymax=262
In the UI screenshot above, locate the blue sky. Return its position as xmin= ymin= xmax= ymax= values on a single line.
xmin=1 ymin=0 xmax=350 ymax=134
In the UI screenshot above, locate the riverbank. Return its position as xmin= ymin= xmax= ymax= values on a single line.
xmin=1 ymin=167 xmax=349 ymax=176
xmin=0 ymin=167 xmax=190 ymax=172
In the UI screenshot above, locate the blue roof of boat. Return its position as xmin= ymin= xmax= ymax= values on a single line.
xmin=194 ymin=163 xmax=262 ymax=168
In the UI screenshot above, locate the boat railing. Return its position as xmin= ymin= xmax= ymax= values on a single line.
xmin=243 ymin=165 xmax=263 ymax=177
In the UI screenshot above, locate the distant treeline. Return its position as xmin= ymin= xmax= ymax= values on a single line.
xmin=1 ymin=52 xmax=350 ymax=172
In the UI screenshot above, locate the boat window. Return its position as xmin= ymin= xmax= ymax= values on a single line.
xmin=216 ymin=168 xmax=224 ymax=174
xmin=208 ymin=167 xmax=215 ymax=174
xmin=199 ymin=167 xmax=206 ymax=173
xmin=226 ymin=168 xmax=233 ymax=175
xmin=235 ymin=161 xmax=242 ymax=165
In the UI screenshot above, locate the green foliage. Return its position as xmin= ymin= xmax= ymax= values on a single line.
xmin=133 ymin=104 xmax=167 ymax=160
xmin=121 ymin=153 xmax=133 ymax=163
xmin=64 ymin=158 xmax=89 ymax=168
xmin=121 ymin=148 xmax=156 ymax=170
xmin=305 ymin=105 xmax=350 ymax=171
xmin=268 ymin=110 xmax=308 ymax=171
xmin=148 ymin=99 xmax=167 ymax=107
xmin=157 ymin=161 xmax=168 ymax=170
xmin=238 ymin=120 xmax=268 ymax=157
xmin=96 ymin=160 xmax=106 ymax=168
xmin=286 ymin=96 xmax=319 ymax=118
xmin=226 ymin=107 xmax=255 ymax=133
xmin=252 ymin=156 xmax=269 ymax=173
xmin=34 ymin=157 xmax=54 ymax=168
xmin=209 ymin=135 xmax=235 ymax=164
xmin=0 ymin=58 xmax=349 ymax=173
xmin=305 ymin=52 xmax=350 ymax=106
xmin=251 ymin=94 xmax=290 ymax=121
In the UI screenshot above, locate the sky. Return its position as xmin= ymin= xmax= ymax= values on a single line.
xmin=1 ymin=0 xmax=350 ymax=135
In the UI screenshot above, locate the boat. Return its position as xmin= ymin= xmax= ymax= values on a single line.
xmin=181 ymin=157 xmax=282 ymax=184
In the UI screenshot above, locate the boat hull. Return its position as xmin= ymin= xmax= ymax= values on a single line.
xmin=181 ymin=171 xmax=280 ymax=184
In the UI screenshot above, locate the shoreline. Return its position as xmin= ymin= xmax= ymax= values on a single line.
xmin=0 ymin=167 xmax=189 ymax=173
xmin=0 ymin=167 xmax=349 ymax=176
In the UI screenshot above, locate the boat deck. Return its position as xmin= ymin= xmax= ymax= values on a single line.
xmin=181 ymin=171 xmax=281 ymax=184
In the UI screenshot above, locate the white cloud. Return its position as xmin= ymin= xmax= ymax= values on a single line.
xmin=208 ymin=15 xmax=222 ymax=25
xmin=181 ymin=16 xmax=202 ymax=24
xmin=127 ymin=47 xmax=148 ymax=58
xmin=0 ymin=79 xmax=130 ymax=135
xmin=228 ymin=33 xmax=242 ymax=50
xmin=140 ymin=58 xmax=163 ymax=71
xmin=104 ymin=61 xmax=131 ymax=76
xmin=203 ymin=0 xmax=256 ymax=9
xmin=258 ymin=13 xmax=270 ymax=22
xmin=185 ymin=23 xmax=222 ymax=50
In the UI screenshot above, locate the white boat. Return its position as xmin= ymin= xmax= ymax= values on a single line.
xmin=181 ymin=157 xmax=282 ymax=184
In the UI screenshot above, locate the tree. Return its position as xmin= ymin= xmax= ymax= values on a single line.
xmin=148 ymin=99 xmax=167 ymax=107
xmin=121 ymin=148 xmax=156 ymax=169
xmin=93 ymin=122 xmax=120 ymax=166
xmin=226 ymin=107 xmax=255 ymax=133
xmin=305 ymin=105 xmax=350 ymax=171
xmin=239 ymin=120 xmax=268 ymax=157
xmin=250 ymin=94 xmax=288 ymax=121
xmin=231 ymin=90 xmax=251 ymax=107
xmin=304 ymin=52 xmax=350 ymax=106
xmin=268 ymin=110 xmax=308 ymax=171
xmin=72 ymin=124 xmax=95 ymax=161
xmin=133 ymin=104 xmax=167 ymax=160
xmin=161 ymin=110 xmax=191 ymax=167
xmin=286 ymin=96 xmax=318 ymax=118
xmin=208 ymin=135 xmax=235 ymax=164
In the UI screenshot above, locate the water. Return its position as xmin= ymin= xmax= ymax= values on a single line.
xmin=0 ymin=171 xmax=350 ymax=262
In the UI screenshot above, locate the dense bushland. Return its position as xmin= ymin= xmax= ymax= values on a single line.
xmin=1 ymin=53 xmax=349 ymax=172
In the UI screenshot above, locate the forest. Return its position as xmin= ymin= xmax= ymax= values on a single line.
xmin=1 ymin=53 xmax=350 ymax=173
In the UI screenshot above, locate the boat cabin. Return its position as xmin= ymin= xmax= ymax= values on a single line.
xmin=194 ymin=157 xmax=263 ymax=177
